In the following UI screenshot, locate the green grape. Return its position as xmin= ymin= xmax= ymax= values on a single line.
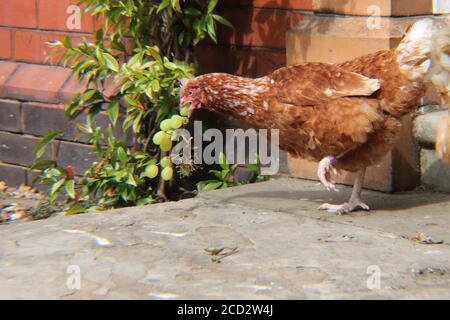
xmin=152 ymin=131 xmax=166 ymax=145
xmin=170 ymin=115 xmax=183 ymax=129
xmin=160 ymin=139 xmax=172 ymax=152
xmin=182 ymin=117 xmax=189 ymax=125
xmin=145 ymin=164 xmax=159 ymax=179
xmin=161 ymin=167 xmax=173 ymax=181
xmin=160 ymin=156 xmax=172 ymax=168
xmin=180 ymin=106 xmax=189 ymax=117
xmin=160 ymin=119 xmax=172 ymax=131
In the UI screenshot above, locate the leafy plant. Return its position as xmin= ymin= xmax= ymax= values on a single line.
xmin=197 ymin=153 xmax=269 ymax=193
xmin=31 ymin=0 xmax=263 ymax=214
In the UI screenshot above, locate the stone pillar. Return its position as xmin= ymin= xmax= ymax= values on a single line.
xmin=285 ymin=0 xmax=449 ymax=192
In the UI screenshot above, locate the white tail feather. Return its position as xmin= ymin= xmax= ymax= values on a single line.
xmin=396 ymin=19 xmax=435 ymax=82
xmin=425 ymin=17 xmax=450 ymax=162
xmin=428 ymin=20 xmax=450 ymax=107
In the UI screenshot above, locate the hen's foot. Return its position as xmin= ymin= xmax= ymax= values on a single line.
xmin=318 ymin=200 xmax=370 ymax=215
xmin=317 ymin=155 xmax=339 ymax=191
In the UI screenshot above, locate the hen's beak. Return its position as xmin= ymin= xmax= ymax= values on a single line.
xmin=187 ymin=106 xmax=193 ymax=117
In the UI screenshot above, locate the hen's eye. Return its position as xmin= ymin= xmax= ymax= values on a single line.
xmin=188 ymin=90 xmax=193 ymax=96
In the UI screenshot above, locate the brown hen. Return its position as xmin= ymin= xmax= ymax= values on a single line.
xmin=180 ymin=19 xmax=449 ymax=215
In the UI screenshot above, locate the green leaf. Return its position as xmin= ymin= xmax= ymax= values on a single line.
xmin=172 ymin=0 xmax=181 ymax=13
xmin=30 ymin=160 xmax=56 ymax=170
xmin=206 ymin=15 xmax=217 ymax=42
xmin=108 ymin=99 xmax=120 ymax=125
xmin=65 ymin=205 xmax=86 ymax=215
xmin=95 ymin=46 xmax=106 ymax=66
xmin=157 ymin=0 xmax=170 ymax=13
xmin=117 ymin=147 xmax=129 ymax=165
xmin=127 ymin=50 xmax=145 ymax=68
xmin=207 ymin=0 xmax=218 ymax=14
xmin=184 ymin=7 xmax=202 ymax=16
xmin=198 ymin=181 xmax=223 ymax=193
xmin=136 ymin=197 xmax=153 ymax=206
xmin=62 ymin=35 xmax=72 ymax=48
xmin=51 ymin=178 xmax=65 ymax=196
xmin=65 ymin=179 xmax=76 ymax=199
xmin=126 ymin=174 xmax=137 ymax=186
xmin=39 ymin=178 xmax=56 ymax=186
xmin=218 ymin=152 xmax=229 ymax=170
xmin=151 ymin=79 xmax=160 ymax=92
xmin=35 ymin=131 xmax=64 ymax=158
xmin=102 ymin=52 xmax=119 ymax=72
xmin=212 ymin=14 xmax=234 ymax=29
xmin=147 ymin=46 xmax=162 ymax=64
xmin=81 ymin=89 xmax=100 ymax=104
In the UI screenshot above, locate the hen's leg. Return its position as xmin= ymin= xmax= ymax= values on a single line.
xmin=318 ymin=168 xmax=370 ymax=215
xmin=317 ymin=155 xmax=339 ymax=191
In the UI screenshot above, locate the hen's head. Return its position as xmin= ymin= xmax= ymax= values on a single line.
xmin=179 ymin=77 xmax=208 ymax=116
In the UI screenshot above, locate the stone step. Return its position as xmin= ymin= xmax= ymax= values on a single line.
xmin=420 ymin=148 xmax=450 ymax=192
xmin=312 ymin=0 xmax=450 ymax=17
xmin=413 ymin=108 xmax=450 ymax=192
xmin=413 ymin=108 xmax=448 ymax=147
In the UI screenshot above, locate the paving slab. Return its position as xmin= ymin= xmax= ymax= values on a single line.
xmin=0 ymin=178 xmax=449 ymax=299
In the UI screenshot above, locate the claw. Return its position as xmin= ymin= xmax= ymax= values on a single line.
xmin=318 ymin=201 xmax=370 ymax=215
xmin=317 ymin=155 xmax=339 ymax=192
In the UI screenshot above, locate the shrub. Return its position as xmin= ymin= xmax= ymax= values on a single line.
xmin=32 ymin=0 xmax=236 ymax=212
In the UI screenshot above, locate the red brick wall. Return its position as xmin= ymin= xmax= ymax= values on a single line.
xmin=198 ymin=0 xmax=311 ymax=77
xmin=0 ymin=0 xmax=312 ymax=186
xmin=0 ymin=0 xmax=96 ymax=64
xmin=0 ymin=0 xmax=311 ymax=70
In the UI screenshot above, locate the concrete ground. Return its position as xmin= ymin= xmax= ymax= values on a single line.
xmin=0 ymin=178 xmax=449 ymax=299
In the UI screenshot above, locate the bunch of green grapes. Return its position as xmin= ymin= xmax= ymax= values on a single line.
xmin=151 ymin=106 xmax=190 ymax=181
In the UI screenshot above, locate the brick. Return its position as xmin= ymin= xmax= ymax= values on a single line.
xmin=286 ymin=15 xmax=424 ymax=66
xmin=220 ymin=8 xmax=304 ymax=49
xmin=5 ymin=64 xmax=71 ymax=103
xmin=22 ymin=102 xmax=67 ymax=136
xmin=13 ymin=30 xmax=65 ymax=64
xmin=253 ymin=0 xmax=312 ymax=10
xmin=59 ymin=74 xmax=89 ymax=103
xmin=22 ymin=101 xmax=131 ymax=143
xmin=56 ymin=141 xmax=98 ymax=175
xmin=197 ymin=45 xmax=257 ymax=77
xmin=0 ymin=162 xmax=27 ymax=187
xmin=0 ymin=99 xmax=21 ymax=132
xmin=0 ymin=61 xmax=18 ymax=98
xmin=312 ymin=0 xmax=434 ymax=17
xmin=0 ymin=0 xmax=37 ymax=28
xmin=38 ymin=0 xmax=94 ymax=32
xmin=0 ymin=132 xmax=52 ymax=167
xmin=221 ymin=0 xmax=253 ymax=6
xmin=13 ymin=30 xmax=92 ymax=64
xmin=0 ymin=29 xmax=11 ymax=59
xmin=256 ymin=49 xmax=285 ymax=77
